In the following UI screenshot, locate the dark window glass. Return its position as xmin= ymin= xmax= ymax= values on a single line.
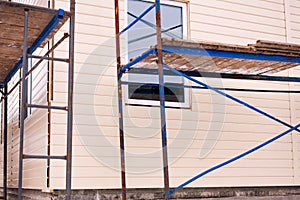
xmin=129 ymin=82 xmax=184 ymax=103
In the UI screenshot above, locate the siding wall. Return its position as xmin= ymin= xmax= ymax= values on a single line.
xmin=51 ymin=0 xmax=122 ymax=189
xmin=190 ymin=0 xmax=287 ymax=44
xmin=5 ymin=49 xmax=50 ymax=189
xmin=286 ymin=0 xmax=300 ymax=184
xmin=11 ymin=0 xmax=48 ymax=7
xmin=7 ymin=73 xmax=20 ymax=188
xmin=48 ymin=0 xmax=300 ymax=190
xmin=3 ymin=0 xmax=300 ymax=191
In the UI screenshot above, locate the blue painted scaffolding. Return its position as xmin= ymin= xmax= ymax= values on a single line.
xmin=114 ymin=0 xmax=300 ymax=199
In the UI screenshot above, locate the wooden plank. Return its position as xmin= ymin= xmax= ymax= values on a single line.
xmin=183 ymin=56 xmax=212 ymax=72
xmin=261 ymin=63 xmax=299 ymax=75
xmin=0 ymin=40 xmax=22 ymax=48
xmin=0 ymin=24 xmax=41 ymax=41
xmin=166 ymin=54 xmax=197 ymax=71
xmin=214 ymin=58 xmax=243 ymax=73
xmin=163 ymin=38 xmax=300 ymax=57
xmin=256 ymin=40 xmax=300 ymax=50
xmin=0 ymin=12 xmax=50 ymax=29
xmin=253 ymin=47 xmax=300 ymax=57
xmin=0 ymin=45 xmax=21 ymax=56
xmin=253 ymin=62 xmax=289 ymax=75
xmin=0 ymin=2 xmax=70 ymax=83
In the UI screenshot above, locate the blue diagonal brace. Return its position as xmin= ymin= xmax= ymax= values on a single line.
xmin=120 ymin=4 xmax=155 ymax=35
xmin=119 ymin=48 xmax=156 ymax=78
xmin=162 ymin=64 xmax=300 ymax=133
xmin=3 ymin=9 xmax=65 ymax=85
xmin=168 ymin=123 xmax=300 ymax=198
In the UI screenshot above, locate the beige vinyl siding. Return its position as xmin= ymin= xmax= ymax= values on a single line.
xmin=3 ymin=0 xmax=300 ymax=191
xmin=22 ymin=49 xmax=49 ymax=189
xmin=49 ymin=0 xmax=121 ymax=189
xmin=11 ymin=0 xmax=48 ymax=7
xmin=286 ymin=0 xmax=300 ymax=43
xmin=168 ymin=78 xmax=294 ymax=187
xmin=288 ymin=67 xmax=300 ymax=184
xmin=286 ymin=0 xmax=300 ymax=184
xmin=7 ymin=73 xmax=20 ymax=188
xmin=6 ymin=48 xmax=49 ymax=189
xmin=189 ymin=0 xmax=286 ymax=44
xmin=46 ymin=0 xmax=300 ymax=190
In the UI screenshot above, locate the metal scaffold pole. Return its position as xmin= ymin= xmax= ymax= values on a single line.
xmin=155 ymin=0 xmax=170 ymax=198
xmin=66 ymin=0 xmax=75 ymax=199
xmin=3 ymin=85 xmax=8 ymax=200
xmin=114 ymin=0 xmax=127 ymax=199
xmin=18 ymin=8 xmax=29 ymax=200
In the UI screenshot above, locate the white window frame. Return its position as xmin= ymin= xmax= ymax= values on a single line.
xmin=125 ymin=0 xmax=189 ymax=108
xmin=125 ymin=73 xmax=190 ymax=108
xmin=125 ymin=0 xmax=188 ymax=40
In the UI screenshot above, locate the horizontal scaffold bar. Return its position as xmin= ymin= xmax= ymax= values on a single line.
xmin=28 ymin=55 xmax=69 ymax=63
xmin=23 ymin=155 xmax=66 ymax=160
xmin=162 ymin=45 xmax=300 ymax=63
xmin=26 ymin=104 xmax=68 ymax=111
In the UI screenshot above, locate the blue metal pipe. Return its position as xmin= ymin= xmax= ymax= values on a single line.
xmin=162 ymin=64 xmax=300 ymax=133
xmin=168 ymin=123 xmax=300 ymax=198
xmin=119 ymin=48 xmax=156 ymax=78
xmin=162 ymin=46 xmax=300 ymax=63
xmin=120 ymin=4 xmax=155 ymax=35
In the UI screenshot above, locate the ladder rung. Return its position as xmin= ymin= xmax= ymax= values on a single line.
xmin=27 ymin=54 xmax=70 ymax=63
xmin=26 ymin=104 xmax=68 ymax=111
xmin=23 ymin=154 xmax=67 ymax=160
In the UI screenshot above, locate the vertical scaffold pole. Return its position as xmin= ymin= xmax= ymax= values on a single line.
xmin=3 ymin=85 xmax=8 ymax=200
xmin=18 ymin=8 xmax=29 ymax=200
xmin=114 ymin=0 xmax=127 ymax=199
xmin=66 ymin=0 xmax=75 ymax=199
xmin=155 ymin=0 xmax=170 ymax=198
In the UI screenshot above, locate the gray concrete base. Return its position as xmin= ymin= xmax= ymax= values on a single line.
xmin=3 ymin=186 xmax=300 ymax=199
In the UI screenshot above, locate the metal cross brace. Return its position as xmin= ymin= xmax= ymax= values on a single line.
xmin=162 ymin=63 xmax=300 ymax=198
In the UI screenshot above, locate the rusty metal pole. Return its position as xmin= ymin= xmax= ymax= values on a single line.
xmin=114 ymin=0 xmax=127 ymax=199
xmin=155 ymin=0 xmax=170 ymax=199
xmin=66 ymin=0 xmax=75 ymax=199
xmin=18 ymin=8 xmax=29 ymax=200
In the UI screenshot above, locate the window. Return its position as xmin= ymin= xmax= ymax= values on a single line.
xmin=127 ymin=0 xmax=187 ymax=59
xmin=126 ymin=0 xmax=189 ymax=108
xmin=125 ymin=69 xmax=190 ymax=108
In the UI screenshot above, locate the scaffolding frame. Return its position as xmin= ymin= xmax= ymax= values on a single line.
xmin=114 ymin=0 xmax=300 ymax=199
xmin=0 ymin=1 xmax=75 ymax=200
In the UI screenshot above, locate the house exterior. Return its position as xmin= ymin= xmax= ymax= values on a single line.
xmin=2 ymin=0 xmax=300 ymax=198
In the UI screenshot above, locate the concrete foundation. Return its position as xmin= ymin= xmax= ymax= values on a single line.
xmin=3 ymin=186 xmax=300 ymax=199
